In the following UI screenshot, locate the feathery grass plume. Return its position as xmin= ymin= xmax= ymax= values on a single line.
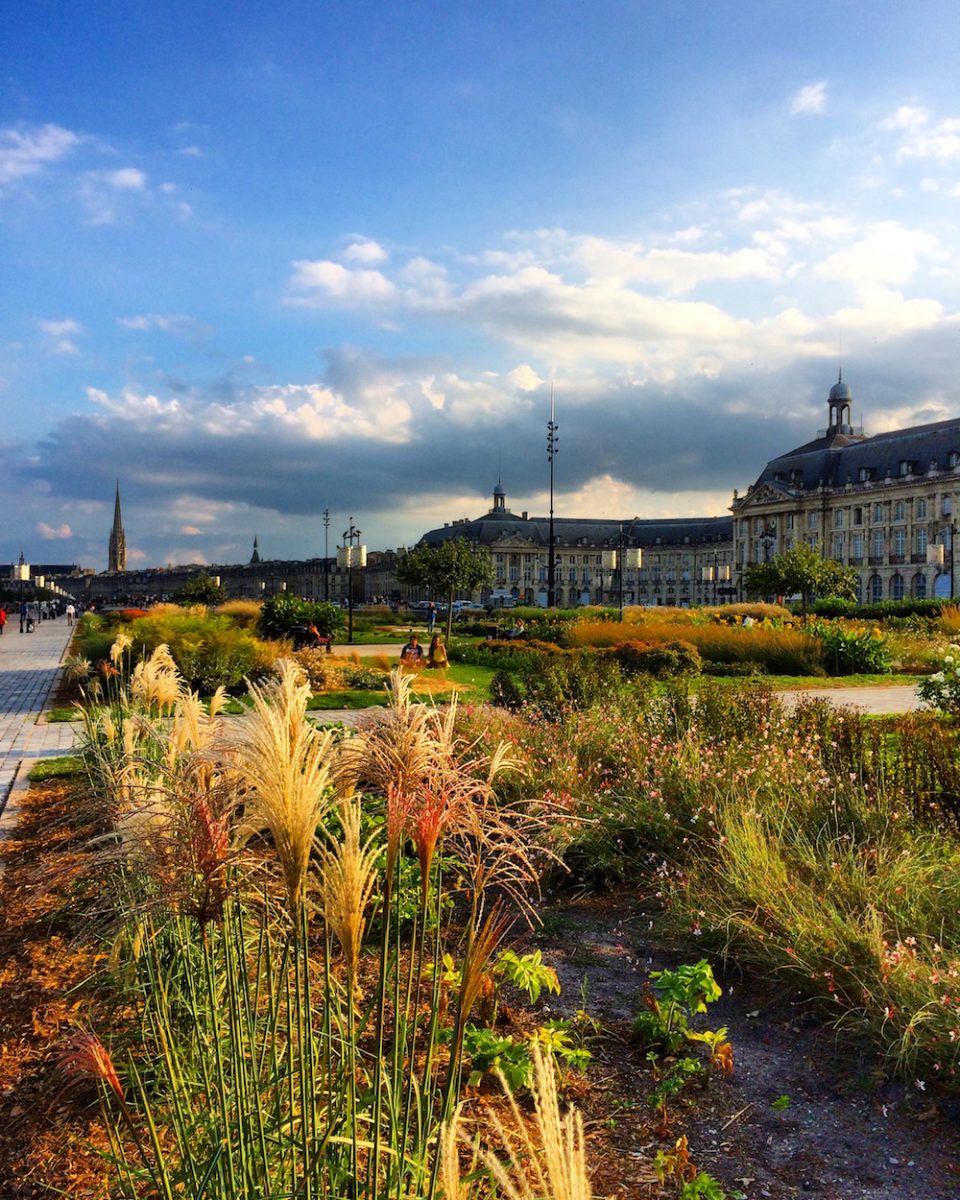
xmin=64 ymin=655 xmax=92 ymax=682
xmin=483 ymin=1040 xmax=592 ymax=1200
xmin=225 ymin=658 xmax=353 ymax=917
xmin=183 ymin=793 xmax=231 ymax=927
xmin=317 ymin=796 xmax=381 ymax=995
xmin=110 ymin=630 xmax=133 ymax=665
xmin=351 ymin=667 xmax=436 ymax=797
xmin=130 ymin=643 xmax=182 ymax=712
xmin=57 ymin=1030 xmax=126 ymax=1106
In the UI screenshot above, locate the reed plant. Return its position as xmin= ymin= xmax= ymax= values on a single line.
xmin=70 ymin=661 xmax=565 ymax=1198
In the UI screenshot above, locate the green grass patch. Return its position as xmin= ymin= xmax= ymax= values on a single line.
xmin=29 ymin=755 xmax=85 ymax=780
xmin=45 ymin=707 xmax=81 ymax=722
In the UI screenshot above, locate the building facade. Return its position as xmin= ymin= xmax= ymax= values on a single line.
xmin=733 ymin=376 xmax=960 ymax=601
xmin=420 ymin=486 xmax=734 ymax=608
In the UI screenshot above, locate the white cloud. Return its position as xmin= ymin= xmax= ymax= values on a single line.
xmin=880 ymin=105 xmax=960 ymax=161
xmin=814 ymin=223 xmax=939 ymax=286
xmin=0 ymin=122 xmax=81 ymax=186
xmin=102 ymin=167 xmax=147 ymax=189
xmin=342 ymin=237 xmax=388 ymax=264
xmin=37 ymin=521 xmax=72 ymax=539
xmin=790 ymin=81 xmax=828 ymax=116
xmin=508 ymin=363 xmax=542 ymax=391
xmin=39 ymin=318 xmax=82 ymax=355
xmin=181 ymin=525 xmax=202 ymax=535
xmin=288 ymin=259 xmax=397 ymax=302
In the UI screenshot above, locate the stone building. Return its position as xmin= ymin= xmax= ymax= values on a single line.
xmin=733 ymin=375 xmax=960 ymax=601
xmin=419 ymin=483 xmax=734 ymax=608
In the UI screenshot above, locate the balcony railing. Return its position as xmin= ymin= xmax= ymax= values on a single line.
xmin=868 ymin=556 xmax=884 ymax=566
xmin=848 ymin=557 xmax=864 ymax=566
xmin=889 ymin=554 xmax=906 ymax=565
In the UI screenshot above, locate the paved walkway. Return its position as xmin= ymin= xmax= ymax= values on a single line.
xmin=0 ymin=618 xmax=76 ymax=811
xmin=775 ymin=683 xmax=922 ymax=714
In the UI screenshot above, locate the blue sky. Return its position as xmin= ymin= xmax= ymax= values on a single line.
xmin=5 ymin=1 xmax=960 ymax=569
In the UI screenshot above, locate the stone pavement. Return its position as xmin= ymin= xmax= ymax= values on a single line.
xmin=0 ymin=617 xmax=76 ymax=812
xmin=775 ymin=682 xmax=922 ymax=714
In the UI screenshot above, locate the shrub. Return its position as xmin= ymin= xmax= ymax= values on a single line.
xmin=918 ymin=642 xmax=960 ymax=717
xmin=216 ymin=598 xmax=262 ymax=629
xmin=806 ymin=618 xmax=892 ymax=675
xmin=257 ymin=594 xmax=346 ymax=640
xmin=700 ymin=661 xmax=768 ymax=677
xmin=293 ymin=647 xmax=348 ymax=690
xmin=614 ymin=639 xmax=702 ymax=678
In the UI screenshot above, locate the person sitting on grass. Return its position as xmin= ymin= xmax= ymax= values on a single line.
xmin=400 ymin=633 xmax=424 ymax=667
xmin=425 ymin=633 xmax=448 ymax=670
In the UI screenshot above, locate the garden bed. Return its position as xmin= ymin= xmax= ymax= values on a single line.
xmin=1 ymin=774 xmax=957 ymax=1199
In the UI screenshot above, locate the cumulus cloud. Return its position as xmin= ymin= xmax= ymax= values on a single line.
xmin=342 ymin=237 xmax=388 ymax=264
xmin=880 ymin=104 xmax=960 ymax=162
xmin=102 ymin=167 xmax=147 ymax=189
xmin=790 ymin=81 xmax=828 ymax=116
xmin=37 ymin=521 xmax=72 ymax=539
xmin=288 ymin=259 xmax=396 ymax=302
xmin=0 ymin=122 xmax=81 ymax=186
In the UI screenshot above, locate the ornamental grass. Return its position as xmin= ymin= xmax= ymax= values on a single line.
xmin=70 ymin=660 xmax=564 ymax=1199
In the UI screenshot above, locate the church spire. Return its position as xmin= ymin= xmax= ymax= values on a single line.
xmin=250 ymin=535 xmax=261 ymax=564
xmin=108 ymin=481 xmax=127 ymax=572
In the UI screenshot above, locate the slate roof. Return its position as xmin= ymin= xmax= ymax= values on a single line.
xmin=753 ymin=417 xmax=960 ymax=493
xmin=420 ymin=510 xmax=732 ymax=549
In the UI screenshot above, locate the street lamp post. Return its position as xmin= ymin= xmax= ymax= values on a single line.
xmin=338 ymin=519 xmax=365 ymax=644
xmin=323 ymin=508 xmax=331 ymax=602
xmin=546 ymin=386 xmax=558 ymax=609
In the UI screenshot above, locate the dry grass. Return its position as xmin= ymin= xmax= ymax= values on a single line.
xmin=215 ymin=598 xmax=263 ymax=629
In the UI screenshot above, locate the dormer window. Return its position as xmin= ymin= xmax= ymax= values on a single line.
xmin=899 ymin=460 xmax=914 ymax=476
xmin=950 ymin=451 xmax=960 ymax=469
xmin=859 ymin=467 xmax=874 ymax=482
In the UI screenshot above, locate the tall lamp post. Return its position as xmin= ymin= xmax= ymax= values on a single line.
xmin=323 ymin=508 xmax=331 ymax=601
xmin=546 ymin=386 xmax=558 ymax=609
xmin=338 ymin=519 xmax=366 ymax=644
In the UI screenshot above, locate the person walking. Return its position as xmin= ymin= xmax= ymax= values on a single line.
xmin=66 ymin=602 xmax=76 ymax=627
xmin=19 ymin=600 xmax=27 ymax=634
xmin=0 ymin=606 xmax=6 ymax=635
xmin=427 ymin=601 xmax=437 ymax=635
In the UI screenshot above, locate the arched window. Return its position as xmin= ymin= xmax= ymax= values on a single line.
xmin=890 ymin=573 xmax=904 ymax=601
xmin=912 ymin=573 xmax=927 ymax=599
xmin=869 ymin=574 xmax=883 ymax=602
xmin=935 ymin=573 xmax=952 ymax=600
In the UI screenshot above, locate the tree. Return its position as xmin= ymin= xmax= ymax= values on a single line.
xmin=173 ymin=572 xmax=227 ymax=606
xmin=396 ymin=538 xmax=494 ymax=642
xmin=743 ymin=542 xmax=858 ymax=612
xmin=257 ymin=595 xmax=346 ymax=640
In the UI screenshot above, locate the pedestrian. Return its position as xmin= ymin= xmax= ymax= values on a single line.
xmin=0 ymin=606 xmax=6 ymax=635
xmin=427 ymin=601 xmax=437 ymax=634
xmin=425 ymin=633 xmax=448 ymax=670
xmin=66 ymin=602 xmax=76 ymax=626
xmin=19 ymin=600 xmax=27 ymax=634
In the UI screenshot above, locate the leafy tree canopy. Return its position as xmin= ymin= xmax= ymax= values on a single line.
xmin=396 ymin=538 xmax=493 ymax=640
xmin=173 ymin=572 xmax=227 ymax=606
xmin=743 ymin=542 xmax=858 ymax=612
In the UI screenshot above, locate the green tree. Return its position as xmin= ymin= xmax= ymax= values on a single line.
xmin=257 ymin=595 xmax=346 ymax=640
xmin=743 ymin=542 xmax=858 ymax=612
xmin=173 ymin=571 xmax=227 ymax=606
xmin=396 ymin=538 xmax=494 ymax=642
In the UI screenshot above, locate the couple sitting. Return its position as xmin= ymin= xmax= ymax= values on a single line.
xmin=400 ymin=633 xmax=448 ymax=669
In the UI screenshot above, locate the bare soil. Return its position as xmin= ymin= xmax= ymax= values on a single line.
xmin=521 ymin=891 xmax=960 ymax=1199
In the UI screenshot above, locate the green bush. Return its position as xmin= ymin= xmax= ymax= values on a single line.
xmin=806 ymin=618 xmax=892 ymax=675
xmin=807 ymin=598 xmax=945 ymax=620
xmin=257 ymin=594 xmax=346 ymax=640
xmin=700 ymin=661 xmax=768 ymax=677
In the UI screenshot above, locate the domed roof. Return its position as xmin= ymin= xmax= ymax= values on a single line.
xmin=493 ymin=480 xmax=506 ymax=497
xmin=829 ymin=373 xmax=852 ymax=403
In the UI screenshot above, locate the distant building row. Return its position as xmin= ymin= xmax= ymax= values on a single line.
xmin=31 ymin=374 xmax=960 ymax=606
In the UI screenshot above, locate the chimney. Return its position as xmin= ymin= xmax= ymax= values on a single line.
xmin=522 ymin=511 xmax=528 ymax=520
